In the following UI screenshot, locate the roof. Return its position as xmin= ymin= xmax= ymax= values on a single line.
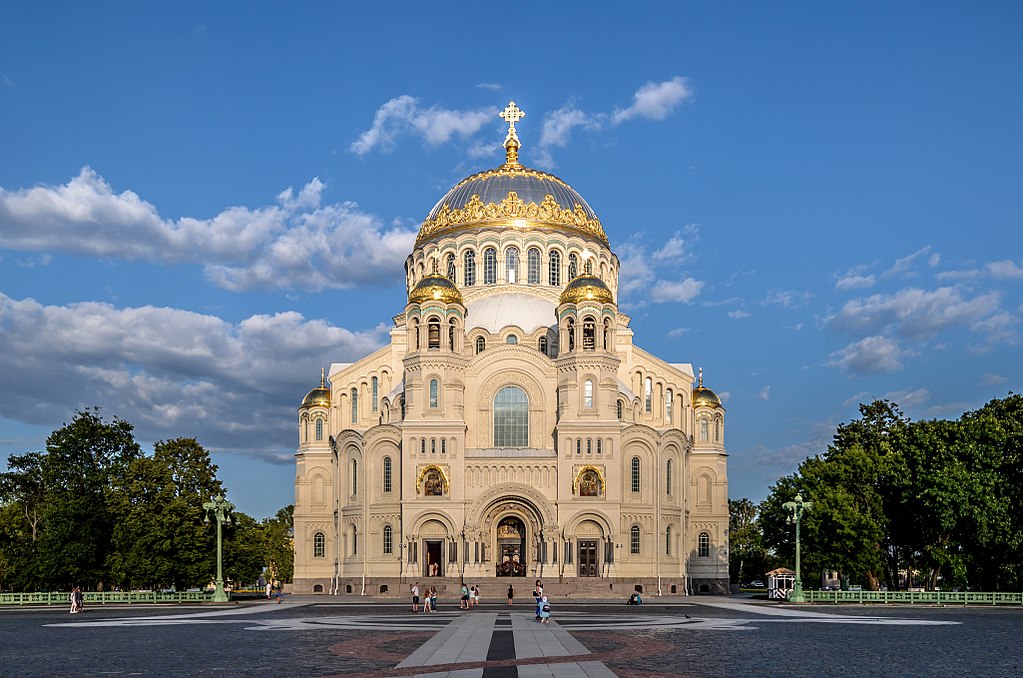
xmin=466 ymin=293 xmax=556 ymax=333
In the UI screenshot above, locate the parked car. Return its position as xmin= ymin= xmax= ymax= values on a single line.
xmin=749 ymin=580 xmax=765 ymax=588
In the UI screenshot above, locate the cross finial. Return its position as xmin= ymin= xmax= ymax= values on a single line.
xmin=698 ymin=367 xmax=703 ymax=388
xmin=499 ymin=101 xmax=525 ymax=167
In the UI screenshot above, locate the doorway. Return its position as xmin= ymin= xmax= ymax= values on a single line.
xmin=424 ymin=540 xmax=443 ymax=577
xmin=496 ymin=516 xmax=527 ymax=576
xmin=578 ymin=540 xmax=599 ymax=577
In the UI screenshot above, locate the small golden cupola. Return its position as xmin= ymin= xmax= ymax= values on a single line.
xmin=559 ymin=274 xmax=615 ymax=306
xmin=409 ymin=273 xmax=464 ymax=306
xmin=692 ymin=368 xmax=723 ymax=409
xmin=301 ymin=368 xmax=331 ymax=409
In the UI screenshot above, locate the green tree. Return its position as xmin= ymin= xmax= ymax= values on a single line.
xmin=0 ymin=451 xmax=46 ymax=590
xmin=728 ymin=498 xmax=773 ymax=585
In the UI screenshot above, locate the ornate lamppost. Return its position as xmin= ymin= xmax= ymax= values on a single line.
xmin=782 ymin=493 xmax=812 ymax=603
xmin=203 ymin=493 xmax=234 ymax=603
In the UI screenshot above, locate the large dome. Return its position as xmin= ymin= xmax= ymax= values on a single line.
xmin=416 ymin=102 xmax=608 ymax=249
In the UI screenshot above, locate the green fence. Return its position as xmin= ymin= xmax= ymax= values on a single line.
xmin=801 ymin=589 xmax=1023 ymax=605
xmin=0 ymin=590 xmax=217 ymax=606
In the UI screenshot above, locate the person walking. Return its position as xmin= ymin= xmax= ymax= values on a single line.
xmin=411 ymin=581 xmax=420 ymax=613
xmin=534 ymin=580 xmax=543 ymax=619
xmin=507 ymin=585 xmax=514 ymax=606
xmin=460 ymin=583 xmax=469 ymax=609
xmin=69 ymin=586 xmax=79 ymax=614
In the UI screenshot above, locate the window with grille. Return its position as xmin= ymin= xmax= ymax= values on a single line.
xmin=429 ymin=379 xmax=439 ymax=408
xmin=527 ymin=247 xmax=541 ymax=284
xmin=568 ymin=254 xmax=578 ymax=279
xmin=505 ymin=247 xmax=518 ymax=283
xmin=372 ymin=377 xmax=379 ymax=412
xmin=313 ymin=531 xmax=325 ymax=557
xmin=446 ymin=254 xmax=455 ymax=281
xmin=630 ymin=525 xmax=640 ymax=554
xmin=483 ymin=248 xmax=497 ymax=284
xmin=631 ymin=456 xmax=640 ymax=492
xmin=549 ymin=250 xmax=561 ymax=286
xmin=351 ymin=388 xmax=359 ymax=423
xmin=464 ymin=250 xmax=476 ymax=286
xmin=584 ymin=379 xmax=593 ymax=408
xmin=698 ymin=532 xmax=710 ymax=558
xmin=383 ymin=456 xmax=392 ymax=492
xmin=315 ymin=418 xmax=323 ymax=441
xmin=383 ymin=525 xmax=393 ymax=554
xmin=494 ymin=385 xmax=528 ymax=447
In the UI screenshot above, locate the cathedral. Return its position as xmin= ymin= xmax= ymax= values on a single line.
xmin=292 ymin=103 xmax=729 ymax=596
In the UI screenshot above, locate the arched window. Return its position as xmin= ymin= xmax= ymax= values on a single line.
xmin=464 ymin=250 xmax=476 ymax=286
xmin=483 ymin=247 xmax=497 ymax=284
xmin=597 ymin=439 xmax=602 ymax=455
xmin=411 ymin=318 xmax=420 ymax=351
xmin=429 ymin=379 xmax=439 ymax=408
xmin=352 ymin=526 xmax=357 ymax=556
xmin=428 ymin=317 xmax=441 ymax=349
xmin=584 ymin=259 xmax=593 ymax=275
xmin=715 ymin=416 xmax=722 ymax=442
xmin=568 ymin=253 xmax=578 ymax=279
xmin=352 ymin=459 xmax=358 ymax=495
xmin=441 ymin=439 xmax=446 ymax=454
xmin=666 ymin=459 xmax=672 ymax=495
xmin=527 ymin=247 xmax=541 ymax=284
xmin=431 ymin=438 xmax=436 ymax=454
xmin=446 ymin=254 xmax=456 ymax=281
xmin=644 ymin=377 xmax=652 ymax=413
xmin=420 ymin=439 xmax=426 ymax=455
xmin=494 ymin=385 xmax=528 ymax=447
xmin=603 ymin=318 xmax=612 ymax=350
xmin=630 ymin=525 xmax=641 ymax=554
xmin=383 ymin=525 xmax=393 ymax=554
xmin=566 ymin=317 xmax=575 ymax=351
xmin=448 ymin=319 xmax=456 ymax=350
xmin=303 ymin=416 xmax=309 ymax=442
xmin=475 ymin=336 xmax=486 ymax=354
xmin=631 ymin=456 xmax=641 ymax=493
xmin=665 ymin=388 xmax=673 ymax=424
xmin=351 ymin=388 xmax=359 ymax=424
xmin=666 ymin=525 xmax=672 ymax=556
xmin=313 ymin=531 xmax=325 ymax=558
xmin=506 ymin=334 xmax=518 ymax=345
xmin=538 ymin=336 xmax=548 ymax=355
xmin=383 ymin=456 xmax=392 ymax=493
xmin=582 ymin=317 xmax=596 ymax=350
xmin=315 ymin=418 xmax=323 ymax=441
xmin=505 ymin=246 xmax=519 ymax=283
xmin=617 ymin=400 xmax=623 ymax=420
xmin=549 ymin=250 xmax=561 ymax=286
xmin=698 ymin=532 xmax=710 ymax=558
xmin=700 ymin=417 xmax=709 ymax=442
xmin=576 ymin=439 xmax=581 ymax=455
xmin=584 ymin=379 xmax=593 ymax=408
xmin=372 ymin=376 xmax=379 ymax=412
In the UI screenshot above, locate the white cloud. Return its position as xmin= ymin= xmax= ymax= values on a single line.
xmin=757 ymin=386 xmax=771 ymax=401
xmin=988 ymin=259 xmax=1023 ymax=279
xmin=981 ymin=373 xmax=1007 ymax=385
xmin=652 ymin=227 xmax=699 ymax=264
xmin=667 ymin=327 xmax=691 ymax=339
xmin=0 ymin=292 xmax=388 ymax=462
xmin=763 ymin=289 xmax=813 ymax=309
xmin=835 ymin=270 xmax=876 ymax=291
xmin=476 ymin=82 xmax=502 ymax=91
xmin=650 ymin=278 xmax=704 ymax=304
xmin=828 ymin=335 xmax=914 ymax=374
xmin=612 ymin=76 xmax=692 ymax=124
xmin=828 ymin=286 xmax=1002 ymax=341
xmin=884 ymin=246 xmax=934 ymax=278
xmin=350 ymin=95 xmax=497 ymax=155
xmin=534 ymin=106 xmax=603 ymax=168
xmin=882 ymin=387 xmax=931 ymax=410
xmin=0 ymin=168 xmax=416 ymax=292
xmin=728 ymin=309 xmax=751 ymax=319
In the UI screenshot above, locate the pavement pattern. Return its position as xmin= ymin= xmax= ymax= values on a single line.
xmin=3 ymin=596 xmax=1021 ymax=677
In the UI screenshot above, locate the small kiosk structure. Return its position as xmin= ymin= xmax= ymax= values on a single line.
xmin=766 ymin=567 xmax=795 ymax=600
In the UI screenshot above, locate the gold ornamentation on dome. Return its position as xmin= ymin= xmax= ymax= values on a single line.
xmin=418 ymin=190 xmax=608 ymax=247
xmin=499 ymin=101 xmax=525 ymax=167
xmin=408 ymin=275 xmax=464 ymax=305
xmin=560 ymin=275 xmax=615 ymax=305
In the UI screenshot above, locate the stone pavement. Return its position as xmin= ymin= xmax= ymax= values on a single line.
xmin=2 ymin=595 xmax=1021 ymax=677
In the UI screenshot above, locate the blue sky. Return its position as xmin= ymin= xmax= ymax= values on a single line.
xmin=2 ymin=2 xmax=1021 ymax=519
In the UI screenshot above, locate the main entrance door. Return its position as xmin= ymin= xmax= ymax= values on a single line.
xmin=578 ymin=540 xmax=598 ymax=577
xmin=424 ymin=540 xmax=443 ymax=577
xmin=496 ymin=516 xmax=527 ymax=576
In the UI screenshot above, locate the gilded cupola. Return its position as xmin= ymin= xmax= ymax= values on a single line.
xmin=301 ymin=368 xmax=331 ymax=409
xmin=692 ymin=368 xmax=723 ymax=409
xmin=408 ymin=273 xmax=464 ymax=305
xmin=559 ymin=274 xmax=615 ymax=306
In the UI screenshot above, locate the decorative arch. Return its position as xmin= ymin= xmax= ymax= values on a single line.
xmin=466 ymin=482 xmax=557 ymax=531
xmin=415 ymin=464 xmax=450 ymax=495
xmin=409 ymin=511 xmax=458 ymax=536
xmin=563 ymin=509 xmax=615 ymax=538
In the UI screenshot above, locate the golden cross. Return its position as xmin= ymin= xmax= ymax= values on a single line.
xmin=499 ymin=101 xmax=525 ymax=139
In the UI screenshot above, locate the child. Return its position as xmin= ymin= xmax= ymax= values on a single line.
xmin=539 ymin=595 xmax=551 ymax=623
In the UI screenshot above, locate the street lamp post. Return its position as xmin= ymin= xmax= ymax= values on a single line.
xmin=203 ymin=493 xmax=234 ymax=603
xmin=782 ymin=493 xmax=812 ymax=603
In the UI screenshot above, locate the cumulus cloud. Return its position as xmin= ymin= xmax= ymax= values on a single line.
xmin=0 ymin=168 xmax=416 ymax=292
xmin=882 ymin=387 xmax=931 ymax=410
xmin=981 ymin=373 xmax=1007 ymax=385
xmin=757 ymin=386 xmax=771 ymax=401
xmin=828 ymin=335 xmax=915 ymax=374
xmin=350 ymin=95 xmax=497 ymax=155
xmin=667 ymin=327 xmax=691 ymax=339
xmin=616 ymin=232 xmax=705 ymax=305
xmin=612 ymin=76 xmax=692 ymax=124
xmin=884 ymin=246 xmax=936 ymax=278
xmin=835 ymin=265 xmax=876 ymax=291
xmin=828 ymin=286 xmax=1002 ymax=341
xmin=763 ymin=289 xmax=813 ymax=309
xmin=728 ymin=309 xmax=751 ymax=319
xmin=988 ymin=259 xmax=1023 ymax=279
xmin=0 ymin=292 xmax=388 ymax=462
xmin=650 ymin=278 xmax=704 ymax=304
xmin=534 ymin=106 xmax=603 ymax=167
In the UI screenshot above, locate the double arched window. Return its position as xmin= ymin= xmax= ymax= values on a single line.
xmin=494 ymin=385 xmax=528 ymax=447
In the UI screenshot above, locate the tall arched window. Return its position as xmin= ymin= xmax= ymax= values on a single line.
xmin=666 ymin=459 xmax=673 ymax=495
xmin=527 ymin=247 xmax=541 ymax=284
xmin=631 ymin=456 xmax=641 ymax=492
xmin=603 ymin=318 xmax=612 ymax=350
xmin=427 ymin=317 xmax=441 ymax=349
xmin=351 ymin=388 xmax=359 ymax=424
xmin=584 ymin=259 xmax=593 ymax=274
xmin=584 ymin=379 xmax=593 ymax=408
xmin=715 ymin=416 xmax=722 ymax=442
xmin=549 ymin=250 xmax=561 ymax=286
xmin=586 ymin=438 xmax=592 ymax=455
xmin=315 ymin=418 xmax=323 ymax=441
xmin=411 ymin=318 xmax=420 ymax=351
xmin=700 ymin=417 xmax=709 ymax=442
xmin=698 ymin=532 xmax=710 ymax=558
xmin=372 ymin=376 xmax=379 ymax=412
xmin=566 ymin=317 xmax=575 ymax=351
xmin=617 ymin=400 xmax=623 ymax=419
xmin=352 ymin=526 xmax=358 ymax=556
xmin=483 ymin=247 xmax=497 ymax=284
xmin=313 ymin=531 xmax=325 ymax=557
xmin=666 ymin=525 xmax=672 ymax=556
xmin=630 ymin=525 xmax=641 ymax=554
xmin=665 ymin=388 xmax=673 ymax=425
xmin=538 ymin=336 xmax=548 ymax=355
xmin=351 ymin=459 xmax=358 ymax=495
xmin=383 ymin=525 xmax=393 ymax=554
xmin=505 ymin=246 xmax=519 ymax=283
xmin=644 ymin=378 xmax=652 ymax=413
xmin=448 ymin=319 xmax=456 ymax=350
xmin=494 ymin=385 xmax=528 ymax=447
xmin=446 ymin=253 xmax=456 ymax=281
xmin=582 ymin=317 xmax=596 ymax=350
xmin=597 ymin=439 xmax=602 ymax=455
xmin=429 ymin=379 xmax=439 ymax=408
xmin=568 ymin=253 xmax=578 ymax=279
xmin=475 ymin=336 xmax=486 ymax=354
xmin=464 ymin=250 xmax=476 ymax=286
xmin=383 ymin=456 xmax=392 ymax=493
